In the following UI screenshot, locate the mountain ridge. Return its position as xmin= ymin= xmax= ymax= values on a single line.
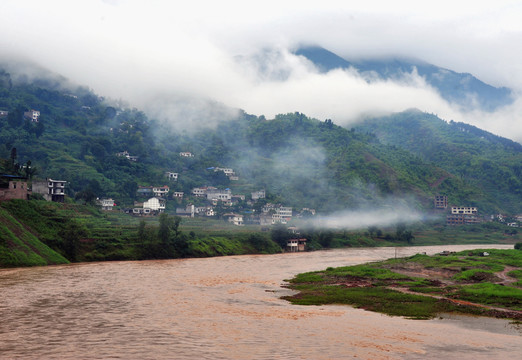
xmin=294 ymin=45 xmax=513 ymax=112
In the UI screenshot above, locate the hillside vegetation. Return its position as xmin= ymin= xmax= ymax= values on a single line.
xmin=355 ymin=110 xmax=522 ymax=213
xmin=1 ymin=67 xmax=522 ymax=214
xmin=0 ymin=205 xmax=68 ymax=266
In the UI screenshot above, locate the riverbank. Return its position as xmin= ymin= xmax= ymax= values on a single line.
xmin=1 ymin=199 xmax=521 ymax=268
xmin=282 ymin=248 xmax=522 ymax=320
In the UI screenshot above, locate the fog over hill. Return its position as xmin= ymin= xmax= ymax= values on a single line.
xmin=1 ymin=1 xmax=522 ymax=143
xmin=294 ymin=46 xmax=514 ymax=112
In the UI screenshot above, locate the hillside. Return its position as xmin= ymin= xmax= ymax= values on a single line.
xmin=0 ymin=66 xmax=521 ymax=215
xmin=0 ymin=206 xmax=68 ymax=267
xmin=354 ymin=110 xmax=522 ymax=213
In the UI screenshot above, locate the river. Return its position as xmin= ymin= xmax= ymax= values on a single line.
xmin=0 ymin=244 xmax=520 ymax=359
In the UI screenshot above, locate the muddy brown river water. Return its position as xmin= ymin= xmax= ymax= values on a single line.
xmin=0 ymin=245 xmax=520 ymax=359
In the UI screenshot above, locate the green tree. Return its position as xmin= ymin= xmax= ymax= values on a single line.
xmin=158 ymin=213 xmax=184 ymax=256
xmin=23 ymin=160 xmax=37 ymax=180
xmin=395 ymin=223 xmax=414 ymax=244
xmin=60 ymin=221 xmax=88 ymax=262
xmin=34 ymin=120 xmax=45 ymax=138
xmin=271 ymin=223 xmax=291 ymax=248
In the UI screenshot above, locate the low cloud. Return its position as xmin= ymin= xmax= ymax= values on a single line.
xmin=308 ymin=205 xmax=425 ymax=230
xmin=1 ymin=1 xmax=522 ymax=142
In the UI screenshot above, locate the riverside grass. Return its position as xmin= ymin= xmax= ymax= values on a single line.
xmin=282 ymin=249 xmax=522 ymax=320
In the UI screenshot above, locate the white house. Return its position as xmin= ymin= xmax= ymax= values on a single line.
xmin=195 ymin=206 xmax=215 ymax=217
xmin=179 ymin=152 xmax=194 ymax=157
xmin=206 ymin=188 xmax=231 ymax=202
xmin=224 ymin=213 xmax=244 ymax=226
xmin=165 ymin=172 xmax=178 ymax=181
xmin=272 ymin=206 xmax=293 ymax=224
xmin=24 ymin=109 xmax=40 ymax=122
xmin=192 ymin=187 xmax=208 ymax=197
xmin=99 ymin=198 xmax=115 ymax=211
xmin=152 ymin=186 xmax=169 ymax=197
xmin=143 ymin=197 xmax=166 ymax=212
xmin=116 ymin=150 xmax=138 ymax=162
xmin=451 ymin=206 xmax=477 ymax=215
xmin=251 ymin=189 xmax=266 ymax=201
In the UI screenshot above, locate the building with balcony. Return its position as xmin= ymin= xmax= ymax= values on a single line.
xmin=32 ymin=178 xmax=66 ymax=202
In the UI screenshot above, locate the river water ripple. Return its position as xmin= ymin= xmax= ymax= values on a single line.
xmin=0 ymin=245 xmax=520 ymax=359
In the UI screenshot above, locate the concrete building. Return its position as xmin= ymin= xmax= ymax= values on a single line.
xmin=451 ymin=206 xmax=478 ymax=215
xmin=0 ymin=177 xmax=31 ymax=201
xmin=32 ymin=178 xmax=66 ymax=202
xmin=152 ymin=186 xmax=169 ymax=197
xmin=251 ymin=189 xmax=266 ymax=201
xmin=223 ymin=213 xmax=244 ymax=226
xmin=434 ymin=195 xmax=448 ymax=209
xmin=286 ymin=238 xmax=307 ymax=252
xmin=24 ymin=109 xmax=40 ymax=122
xmin=99 ymin=198 xmax=115 ymax=211
xmin=165 ymin=172 xmax=178 ymax=181
xmin=143 ymin=197 xmax=166 ymax=212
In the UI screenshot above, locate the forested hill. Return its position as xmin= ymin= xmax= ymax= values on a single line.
xmin=0 ymin=67 xmax=521 ymax=214
xmin=354 ymin=110 xmax=522 ymax=213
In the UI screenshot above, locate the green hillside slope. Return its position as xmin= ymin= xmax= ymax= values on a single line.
xmin=1 ymin=66 xmax=520 ymax=214
xmin=355 ymin=110 xmax=522 ymax=213
xmin=0 ymin=206 xmax=69 ymax=267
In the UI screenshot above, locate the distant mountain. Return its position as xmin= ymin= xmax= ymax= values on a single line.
xmin=294 ymin=46 xmax=513 ymax=112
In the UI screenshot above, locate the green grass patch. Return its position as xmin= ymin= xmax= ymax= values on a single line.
xmin=283 ymin=249 xmax=522 ymax=320
xmin=454 ymin=283 xmax=522 ymax=310
xmin=324 ymin=264 xmax=409 ymax=280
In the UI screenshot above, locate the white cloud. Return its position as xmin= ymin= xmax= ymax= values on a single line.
xmin=1 ymin=0 xmax=522 ymax=141
xmin=309 ymin=206 xmax=425 ymax=230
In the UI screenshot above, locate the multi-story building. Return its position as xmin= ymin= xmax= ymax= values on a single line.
xmin=286 ymin=238 xmax=307 ymax=252
xmin=451 ymin=206 xmax=477 ymax=215
xmin=116 ymin=150 xmax=138 ymax=161
xmin=251 ymin=189 xmax=266 ymax=201
xmin=446 ymin=214 xmax=481 ymax=225
xmin=434 ymin=195 xmax=448 ymax=209
xmin=272 ymin=206 xmax=293 ymax=224
xmin=99 ymin=198 xmax=115 ymax=211
xmin=223 ymin=213 xmax=244 ymax=226
xmin=152 ymin=186 xmax=169 ymax=197
xmin=165 ymin=172 xmax=178 ymax=181
xmin=191 ymin=187 xmax=208 ymax=197
xmin=206 ymin=187 xmax=232 ymax=202
xmin=143 ymin=197 xmax=166 ymax=212
xmin=24 ymin=109 xmax=40 ymax=122
xmin=32 ymin=178 xmax=66 ymax=202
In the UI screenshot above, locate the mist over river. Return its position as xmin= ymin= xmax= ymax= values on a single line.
xmin=0 ymin=245 xmax=519 ymax=359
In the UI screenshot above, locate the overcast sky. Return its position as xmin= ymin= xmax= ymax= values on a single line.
xmin=1 ymin=0 xmax=522 ymax=141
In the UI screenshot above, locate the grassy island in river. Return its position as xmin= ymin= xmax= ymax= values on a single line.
xmin=282 ymin=249 xmax=522 ymax=320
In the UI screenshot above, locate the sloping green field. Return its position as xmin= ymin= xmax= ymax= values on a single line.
xmin=0 ymin=207 xmax=69 ymax=267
